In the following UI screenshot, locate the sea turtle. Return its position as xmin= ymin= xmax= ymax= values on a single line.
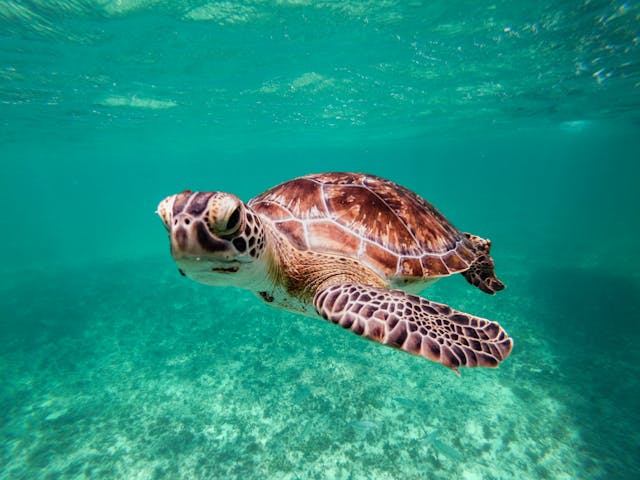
xmin=157 ymin=172 xmax=512 ymax=372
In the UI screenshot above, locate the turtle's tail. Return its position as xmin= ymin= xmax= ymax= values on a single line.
xmin=461 ymin=233 xmax=505 ymax=295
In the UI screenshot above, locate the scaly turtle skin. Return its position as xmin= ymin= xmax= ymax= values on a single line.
xmin=157 ymin=172 xmax=512 ymax=372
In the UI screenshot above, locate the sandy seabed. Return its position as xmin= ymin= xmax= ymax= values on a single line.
xmin=1 ymin=255 xmax=637 ymax=479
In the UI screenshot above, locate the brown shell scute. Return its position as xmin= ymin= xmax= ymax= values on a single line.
xmin=249 ymin=173 xmax=475 ymax=279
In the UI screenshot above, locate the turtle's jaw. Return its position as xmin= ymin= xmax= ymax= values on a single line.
xmin=210 ymin=264 xmax=240 ymax=274
xmin=174 ymin=256 xmax=245 ymax=286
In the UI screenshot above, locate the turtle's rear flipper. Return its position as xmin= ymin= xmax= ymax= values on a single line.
xmin=461 ymin=233 xmax=505 ymax=295
xmin=314 ymin=283 xmax=513 ymax=373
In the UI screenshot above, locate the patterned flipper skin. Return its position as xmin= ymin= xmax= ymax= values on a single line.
xmin=314 ymin=283 xmax=513 ymax=372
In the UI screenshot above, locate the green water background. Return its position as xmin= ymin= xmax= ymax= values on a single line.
xmin=1 ymin=1 xmax=639 ymax=479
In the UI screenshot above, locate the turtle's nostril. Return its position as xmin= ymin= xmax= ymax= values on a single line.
xmin=173 ymin=214 xmax=193 ymax=228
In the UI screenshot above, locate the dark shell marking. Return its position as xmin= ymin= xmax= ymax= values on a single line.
xmin=314 ymin=283 xmax=513 ymax=371
xmin=249 ymin=173 xmax=476 ymax=279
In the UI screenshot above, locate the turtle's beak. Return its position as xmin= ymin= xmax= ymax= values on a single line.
xmin=156 ymin=195 xmax=176 ymax=232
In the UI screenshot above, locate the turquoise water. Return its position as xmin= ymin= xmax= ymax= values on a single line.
xmin=1 ymin=1 xmax=639 ymax=478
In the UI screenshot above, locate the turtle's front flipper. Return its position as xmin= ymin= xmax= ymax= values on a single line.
xmin=313 ymin=284 xmax=513 ymax=372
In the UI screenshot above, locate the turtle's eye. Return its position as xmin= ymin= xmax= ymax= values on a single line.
xmin=207 ymin=201 xmax=243 ymax=237
xmin=226 ymin=206 xmax=241 ymax=233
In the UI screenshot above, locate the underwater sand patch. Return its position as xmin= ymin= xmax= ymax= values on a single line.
xmin=98 ymin=95 xmax=177 ymax=109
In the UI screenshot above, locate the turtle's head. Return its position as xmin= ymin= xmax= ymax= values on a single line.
xmin=157 ymin=191 xmax=266 ymax=286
